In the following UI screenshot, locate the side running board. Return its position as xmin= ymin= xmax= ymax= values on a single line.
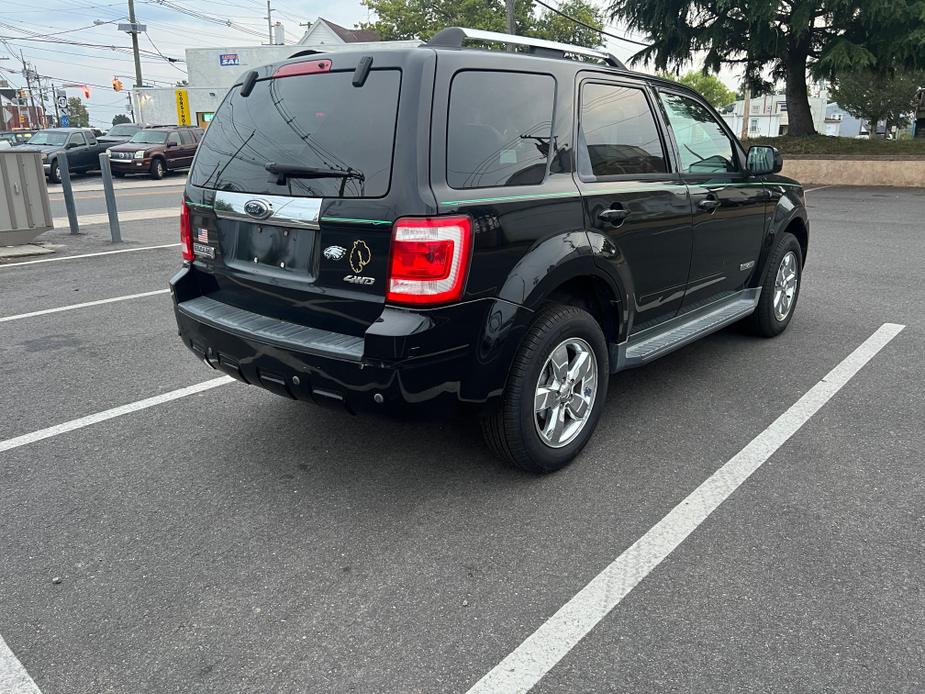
xmin=613 ymin=289 xmax=760 ymax=371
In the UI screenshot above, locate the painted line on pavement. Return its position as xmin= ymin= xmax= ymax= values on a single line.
xmin=467 ymin=322 xmax=906 ymax=694
xmin=0 ymin=244 xmax=180 ymax=268
xmin=0 ymin=376 xmax=234 ymax=455
xmin=804 ymin=185 xmax=833 ymax=193
xmin=0 ymin=290 xmax=169 ymax=324
xmin=0 ymin=634 xmax=41 ymax=694
xmin=53 ymin=207 xmax=178 ymax=228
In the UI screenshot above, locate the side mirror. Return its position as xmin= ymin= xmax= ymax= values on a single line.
xmin=746 ymin=145 xmax=783 ymax=175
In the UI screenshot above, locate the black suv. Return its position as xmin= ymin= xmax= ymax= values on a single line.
xmin=172 ymin=28 xmax=808 ymax=472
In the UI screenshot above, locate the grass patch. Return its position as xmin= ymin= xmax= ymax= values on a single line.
xmin=746 ymin=135 xmax=925 ymax=156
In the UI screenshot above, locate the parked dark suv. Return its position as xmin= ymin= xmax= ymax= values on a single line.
xmin=171 ymin=28 xmax=808 ymax=472
xmin=108 ymin=125 xmax=203 ymax=179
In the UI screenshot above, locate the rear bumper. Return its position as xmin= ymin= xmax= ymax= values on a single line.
xmin=170 ymin=268 xmax=531 ymax=415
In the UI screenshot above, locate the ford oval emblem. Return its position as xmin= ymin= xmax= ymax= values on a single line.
xmin=243 ymin=199 xmax=271 ymax=219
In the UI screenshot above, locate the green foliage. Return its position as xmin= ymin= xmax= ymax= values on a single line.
xmin=111 ymin=114 xmax=131 ymax=126
xmin=66 ymin=97 xmax=90 ymax=128
xmin=533 ymin=0 xmax=604 ymax=48
xmin=607 ymin=0 xmax=925 ymax=136
xmin=361 ymin=0 xmax=604 ymax=48
xmin=656 ymin=71 xmax=736 ymax=108
xmin=748 ymin=135 xmax=925 ymax=155
xmin=831 ymin=70 xmax=925 ymax=137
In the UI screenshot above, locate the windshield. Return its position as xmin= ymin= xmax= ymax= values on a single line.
xmin=190 ymin=69 xmax=401 ymax=198
xmin=130 ymin=131 xmax=168 ymax=144
xmin=107 ymin=124 xmax=140 ymax=137
xmin=27 ymin=132 xmax=68 ymax=145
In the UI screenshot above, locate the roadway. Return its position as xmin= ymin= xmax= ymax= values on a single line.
xmin=0 ymin=186 xmax=922 ymax=693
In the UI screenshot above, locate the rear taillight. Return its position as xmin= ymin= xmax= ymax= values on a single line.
xmin=180 ymin=200 xmax=194 ymax=261
xmin=386 ymin=216 xmax=472 ymax=305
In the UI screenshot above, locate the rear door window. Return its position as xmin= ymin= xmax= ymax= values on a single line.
xmin=446 ymin=71 xmax=555 ymax=189
xmin=191 ymin=69 xmax=401 ymax=198
xmin=578 ymin=83 xmax=667 ymax=178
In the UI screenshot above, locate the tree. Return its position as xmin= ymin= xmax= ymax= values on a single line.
xmin=112 ymin=113 xmax=131 ymax=126
xmin=607 ymin=0 xmax=925 ymax=136
xmin=657 ymin=71 xmax=736 ymax=108
xmin=66 ymin=97 xmax=90 ymax=128
xmin=832 ymin=70 xmax=925 ymax=138
xmin=361 ymin=0 xmax=603 ymax=48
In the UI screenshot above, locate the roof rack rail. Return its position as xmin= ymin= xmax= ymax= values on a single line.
xmin=425 ymin=27 xmax=626 ymax=69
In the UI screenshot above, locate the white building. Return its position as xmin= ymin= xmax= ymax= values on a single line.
xmin=131 ymin=18 xmax=406 ymax=128
xmin=722 ymin=91 xmax=828 ymax=137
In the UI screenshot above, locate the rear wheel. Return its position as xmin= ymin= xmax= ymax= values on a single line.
xmin=747 ymin=231 xmax=802 ymax=337
xmin=481 ymin=304 xmax=608 ymax=473
xmin=150 ymin=158 xmax=165 ymax=180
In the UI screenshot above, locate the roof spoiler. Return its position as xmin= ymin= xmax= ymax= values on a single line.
xmin=425 ymin=27 xmax=626 ymax=69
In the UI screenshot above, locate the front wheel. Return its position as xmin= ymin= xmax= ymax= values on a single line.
xmin=481 ymin=304 xmax=609 ymax=473
xmin=48 ymin=161 xmax=61 ymax=184
xmin=149 ymin=158 xmax=165 ymax=180
xmin=747 ymin=231 xmax=803 ymax=337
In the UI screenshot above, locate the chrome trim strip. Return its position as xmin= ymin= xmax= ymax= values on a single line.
xmin=213 ymin=190 xmax=323 ymax=229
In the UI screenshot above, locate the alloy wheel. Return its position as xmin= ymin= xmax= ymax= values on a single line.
xmin=534 ymin=337 xmax=598 ymax=448
xmin=773 ymin=250 xmax=798 ymax=321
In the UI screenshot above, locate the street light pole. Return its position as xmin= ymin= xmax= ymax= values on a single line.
xmin=266 ymin=0 xmax=274 ymax=44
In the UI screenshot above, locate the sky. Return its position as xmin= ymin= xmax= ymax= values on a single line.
xmin=0 ymin=0 xmax=739 ymax=129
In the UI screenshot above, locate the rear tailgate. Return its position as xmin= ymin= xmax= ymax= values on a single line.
xmin=182 ymin=58 xmax=403 ymax=337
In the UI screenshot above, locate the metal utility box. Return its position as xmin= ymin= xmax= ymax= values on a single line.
xmin=0 ymin=151 xmax=53 ymax=245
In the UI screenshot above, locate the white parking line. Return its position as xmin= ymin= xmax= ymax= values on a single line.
xmin=0 ymin=635 xmax=41 ymax=694
xmin=0 ymin=244 xmax=180 ymax=268
xmin=0 ymin=376 xmax=233 ymax=455
xmin=0 ymin=290 xmax=169 ymax=323
xmin=467 ymin=322 xmax=905 ymax=694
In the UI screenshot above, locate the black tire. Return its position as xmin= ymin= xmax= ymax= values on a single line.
xmin=746 ymin=231 xmax=803 ymax=337
xmin=481 ymin=304 xmax=609 ymax=473
xmin=150 ymin=158 xmax=165 ymax=180
xmin=48 ymin=160 xmax=60 ymax=184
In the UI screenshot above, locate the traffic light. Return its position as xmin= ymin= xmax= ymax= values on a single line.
xmin=112 ymin=78 xmax=123 ymax=92
xmin=82 ymin=85 xmax=91 ymax=99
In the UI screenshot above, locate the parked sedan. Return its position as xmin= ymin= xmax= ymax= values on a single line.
xmin=107 ymin=126 xmax=203 ymax=179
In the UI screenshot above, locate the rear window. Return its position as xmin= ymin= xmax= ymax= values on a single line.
xmin=446 ymin=71 xmax=555 ymax=189
xmin=108 ymin=124 xmax=139 ymax=136
xmin=191 ymin=69 xmax=401 ymax=198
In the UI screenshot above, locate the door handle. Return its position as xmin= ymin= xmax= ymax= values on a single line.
xmin=698 ymin=196 xmax=720 ymax=212
xmin=598 ymin=207 xmax=631 ymax=225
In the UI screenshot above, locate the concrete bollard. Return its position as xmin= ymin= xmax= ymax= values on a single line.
xmin=57 ymin=152 xmax=80 ymax=236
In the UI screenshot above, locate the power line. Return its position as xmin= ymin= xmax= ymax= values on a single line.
xmin=533 ymin=0 xmax=650 ymax=47
xmin=140 ymin=0 xmax=265 ymax=39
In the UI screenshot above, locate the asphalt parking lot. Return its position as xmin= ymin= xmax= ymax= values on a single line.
xmin=1 ymin=185 xmax=922 ymax=693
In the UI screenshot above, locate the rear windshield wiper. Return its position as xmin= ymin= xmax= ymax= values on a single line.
xmin=264 ymin=162 xmax=365 ymax=196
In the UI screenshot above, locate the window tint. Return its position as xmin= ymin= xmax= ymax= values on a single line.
xmin=191 ymin=69 xmax=400 ymax=198
xmin=167 ymin=132 xmax=181 ymax=146
xmin=659 ymin=93 xmax=737 ymax=173
xmin=578 ymin=84 xmax=666 ymax=178
xmin=447 ymin=71 xmax=555 ymax=189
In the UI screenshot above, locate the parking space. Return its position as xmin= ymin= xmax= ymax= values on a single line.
xmin=0 ymin=187 xmax=922 ymax=693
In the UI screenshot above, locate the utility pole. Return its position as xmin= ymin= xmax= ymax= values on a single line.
xmin=505 ymin=0 xmax=515 ymax=35
xmin=740 ymin=88 xmax=751 ymax=141
xmin=126 ymin=0 xmax=144 ymax=90
xmin=20 ymin=51 xmax=38 ymax=129
xmin=266 ymin=0 xmax=274 ymax=44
